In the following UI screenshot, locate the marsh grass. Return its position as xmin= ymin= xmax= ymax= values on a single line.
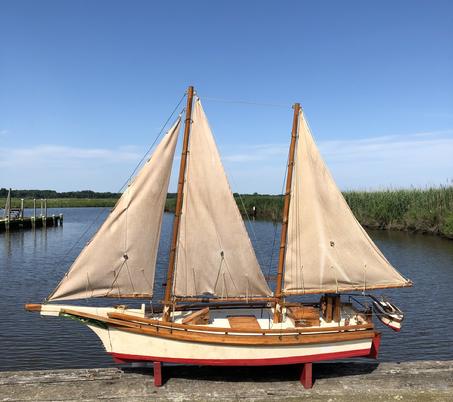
xmin=168 ymin=188 xmax=453 ymax=238
xmin=343 ymin=186 xmax=453 ymax=238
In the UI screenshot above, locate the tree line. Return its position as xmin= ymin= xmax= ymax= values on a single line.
xmin=0 ymin=188 xmax=179 ymax=199
xmin=0 ymin=188 xmax=121 ymax=199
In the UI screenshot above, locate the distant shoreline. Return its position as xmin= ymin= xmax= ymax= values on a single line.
xmin=1 ymin=187 xmax=452 ymax=239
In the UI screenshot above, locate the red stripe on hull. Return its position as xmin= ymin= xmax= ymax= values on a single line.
xmin=110 ymin=347 xmax=373 ymax=366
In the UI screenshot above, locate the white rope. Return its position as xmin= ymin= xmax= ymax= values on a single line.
xmin=363 ymin=264 xmax=367 ymax=295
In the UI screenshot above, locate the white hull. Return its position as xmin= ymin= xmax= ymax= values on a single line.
xmin=91 ymin=325 xmax=373 ymax=364
xmin=40 ymin=304 xmax=379 ymax=365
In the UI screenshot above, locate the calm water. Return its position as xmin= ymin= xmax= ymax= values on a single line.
xmin=1 ymin=207 xmax=453 ymax=371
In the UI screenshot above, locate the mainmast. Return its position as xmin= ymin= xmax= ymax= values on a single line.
xmin=273 ymin=103 xmax=300 ymax=322
xmin=163 ymin=86 xmax=195 ymax=321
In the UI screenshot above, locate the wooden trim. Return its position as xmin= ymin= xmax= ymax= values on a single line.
xmin=61 ymin=309 xmax=142 ymax=329
xmin=326 ymin=296 xmax=333 ymax=323
xmin=173 ymin=296 xmax=276 ymax=303
xmin=24 ymin=303 xmax=42 ymax=312
xmin=163 ymin=86 xmax=195 ymax=321
xmin=101 ymin=293 xmax=153 ymax=299
xmin=159 ymin=301 xmax=271 ymax=313
xmin=283 ymin=282 xmax=413 ymax=296
xmin=61 ymin=308 xmax=376 ymax=346
xmin=181 ymin=307 xmax=209 ymax=325
xmin=227 ymin=315 xmax=261 ymax=330
xmin=107 ymin=311 xmax=374 ymax=335
xmin=114 ymin=323 xmax=376 ymax=346
xmin=274 ymin=103 xmax=300 ymax=323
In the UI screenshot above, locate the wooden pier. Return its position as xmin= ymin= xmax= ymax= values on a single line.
xmin=1 ymin=189 xmax=63 ymax=232
xmin=0 ymin=214 xmax=63 ymax=232
xmin=0 ymin=360 xmax=452 ymax=401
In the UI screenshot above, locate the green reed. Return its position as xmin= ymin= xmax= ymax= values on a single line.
xmin=343 ymin=186 xmax=453 ymax=238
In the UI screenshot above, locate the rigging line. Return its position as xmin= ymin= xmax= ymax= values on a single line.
xmin=123 ymin=183 xmax=130 ymax=266
xmin=266 ymin=154 xmax=288 ymax=282
xmin=222 ymin=254 xmax=240 ymax=293
xmin=229 ymin=173 xmax=258 ymax=247
xmin=294 ymin=150 xmax=306 ymax=295
xmin=293 ymin=112 xmax=305 ymax=294
xmin=293 ymin=153 xmax=300 ymax=292
xmin=85 ymin=272 xmax=92 ymax=300
xmin=106 ymin=259 xmax=127 ymax=297
xmin=213 ymin=255 xmax=225 ymax=293
xmin=202 ymin=96 xmax=289 ymax=109
xmin=124 ymin=260 xmax=136 ymax=294
xmin=121 ymin=92 xmax=187 ymax=192
xmin=363 ymin=264 xmax=367 ymax=295
xmin=175 ymin=128 xmax=192 ymax=299
xmin=141 ymin=268 xmax=153 ymax=291
xmin=49 ymin=93 xmax=186 ymax=282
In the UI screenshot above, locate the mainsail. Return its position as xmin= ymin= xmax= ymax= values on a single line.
xmin=49 ymin=118 xmax=181 ymax=301
xmin=284 ymin=111 xmax=411 ymax=294
xmin=173 ymin=99 xmax=272 ymax=298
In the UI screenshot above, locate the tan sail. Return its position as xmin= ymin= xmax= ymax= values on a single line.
xmin=173 ymin=99 xmax=272 ymax=298
xmin=284 ymin=111 xmax=411 ymax=294
xmin=49 ymin=118 xmax=181 ymax=301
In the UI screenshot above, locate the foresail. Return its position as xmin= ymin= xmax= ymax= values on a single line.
xmin=173 ymin=99 xmax=271 ymax=298
xmin=48 ymin=118 xmax=181 ymax=301
xmin=284 ymin=111 xmax=411 ymax=294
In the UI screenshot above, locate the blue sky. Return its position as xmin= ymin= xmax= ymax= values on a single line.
xmin=1 ymin=1 xmax=452 ymax=193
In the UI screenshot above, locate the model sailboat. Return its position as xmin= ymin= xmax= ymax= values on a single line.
xmin=26 ymin=86 xmax=412 ymax=387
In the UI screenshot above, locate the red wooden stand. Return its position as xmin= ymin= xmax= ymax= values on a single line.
xmin=153 ymin=361 xmax=312 ymax=388
xmin=153 ymin=361 xmax=163 ymax=387
xmin=300 ymin=362 xmax=313 ymax=389
xmin=367 ymin=332 xmax=381 ymax=359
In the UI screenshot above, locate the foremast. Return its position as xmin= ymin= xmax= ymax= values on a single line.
xmin=273 ymin=103 xmax=301 ymax=323
xmin=163 ymin=86 xmax=195 ymax=321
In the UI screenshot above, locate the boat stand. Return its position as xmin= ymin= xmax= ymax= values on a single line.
xmin=300 ymin=362 xmax=313 ymax=389
xmin=153 ymin=362 xmax=163 ymax=387
xmin=151 ymin=361 xmax=313 ymax=388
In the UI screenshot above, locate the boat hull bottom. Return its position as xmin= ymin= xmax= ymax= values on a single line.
xmin=108 ymin=335 xmax=380 ymax=389
xmin=109 ymin=346 xmax=375 ymax=366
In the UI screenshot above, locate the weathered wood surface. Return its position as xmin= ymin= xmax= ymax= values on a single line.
xmin=1 ymin=360 xmax=453 ymax=401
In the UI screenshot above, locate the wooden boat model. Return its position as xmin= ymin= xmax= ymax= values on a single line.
xmin=26 ymin=86 xmax=412 ymax=387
